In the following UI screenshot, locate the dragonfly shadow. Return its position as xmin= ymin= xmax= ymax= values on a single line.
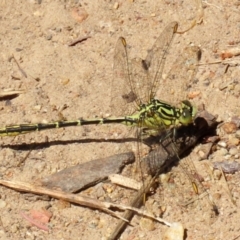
xmin=1 ymin=137 xmax=137 ymax=151
xmin=141 ymin=110 xmax=219 ymax=177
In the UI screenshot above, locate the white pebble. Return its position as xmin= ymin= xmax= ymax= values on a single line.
xmin=163 ymin=222 xmax=184 ymax=240
xmin=218 ymin=141 xmax=227 ymax=148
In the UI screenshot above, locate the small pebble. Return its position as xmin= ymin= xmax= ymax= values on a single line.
xmin=229 ymin=147 xmax=238 ymax=156
xmin=198 ymin=150 xmax=206 ymax=159
xmin=228 ymin=136 xmax=239 ymax=146
xmin=213 ymin=161 xmax=240 ymax=174
xmin=163 ymin=222 xmax=184 ymax=240
xmin=55 ymin=199 xmax=71 ymax=210
xmin=0 ymin=200 xmax=6 ymax=208
xmin=113 ymin=2 xmax=119 ymax=9
xmin=213 ymin=192 xmax=222 ymax=200
xmin=33 ymin=104 xmax=42 ymax=111
xmin=71 ymin=7 xmax=89 ymax=23
xmin=45 ymin=34 xmax=52 ymax=40
xmin=61 ymin=78 xmax=70 ymax=85
xmin=55 ymin=27 xmax=62 ymax=33
xmin=10 ymin=224 xmax=19 ymax=233
xmin=140 ymin=217 xmax=155 ymax=231
xmin=218 ymin=141 xmax=227 ymax=148
xmin=235 ymin=130 xmax=240 ymax=139
xmin=33 ymin=10 xmax=42 ymax=16
xmin=224 ymin=154 xmax=231 ymax=160
xmin=64 ymin=221 xmax=71 ymax=227
xmin=222 ymin=122 xmax=237 ymax=134
xmin=217 ymin=147 xmax=229 ymax=156
xmin=213 ymin=169 xmax=222 ymax=180
xmin=88 ymin=218 xmax=100 ymax=229
xmin=159 ymin=173 xmax=171 ymax=184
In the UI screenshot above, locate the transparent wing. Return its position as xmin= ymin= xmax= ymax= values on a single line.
xmin=111 ymin=37 xmax=138 ymax=117
xmin=131 ymin=22 xmax=178 ymax=105
xmin=144 ymin=21 xmax=178 ymax=100
xmin=177 ymin=155 xmax=218 ymax=214
xmin=129 ymin=58 xmax=149 ymax=108
xmin=111 ymin=22 xmax=178 ymax=117
xmin=158 ymin=46 xmax=201 ymax=106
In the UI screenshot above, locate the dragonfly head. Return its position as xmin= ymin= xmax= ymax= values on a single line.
xmin=179 ymin=100 xmax=197 ymax=125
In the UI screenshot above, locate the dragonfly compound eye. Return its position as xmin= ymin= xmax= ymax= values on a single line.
xmin=179 ymin=101 xmax=197 ymax=125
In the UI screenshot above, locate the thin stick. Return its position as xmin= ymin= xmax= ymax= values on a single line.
xmin=12 ymin=55 xmax=27 ymax=78
xmin=0 ymin=179 xmax=170 ymax=225
xmin=68 ymin=36 xmax=91 ymax=46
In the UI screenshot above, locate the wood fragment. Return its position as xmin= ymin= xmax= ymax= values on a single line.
xmin=198 ymin=60 xmax=240 ymax=66
xmin=41 ymin=152 xmax=135 ymax=193
xmin=0 ymin=90 xmax=25 ymax=98
xmin=68 ymin=36 xmax=91 ymax=47
xmin=109 ymin=174 xmax=142 ymax=190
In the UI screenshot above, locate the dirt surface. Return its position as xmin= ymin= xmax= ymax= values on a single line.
xmin=0 ymin=0 xmax=240 ymax=239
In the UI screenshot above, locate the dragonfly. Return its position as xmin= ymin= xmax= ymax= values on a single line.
xmin=0 ymin=22 xmax=195 ymax=137
xmin=0 ymin=22 xmax=217 ymax=215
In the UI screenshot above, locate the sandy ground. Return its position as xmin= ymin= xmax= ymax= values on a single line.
xmin=0 ymin=0 xmax=240 ymax=239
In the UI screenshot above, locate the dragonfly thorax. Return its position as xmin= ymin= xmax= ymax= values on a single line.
xmin=133 ymin=99 xmax=195 ymax=130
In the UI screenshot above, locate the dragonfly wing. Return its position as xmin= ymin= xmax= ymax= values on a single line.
xmin=144 ymin=21 xmax=178 ymax=100
xmin=176 ymin=154 xmax=219 ymax=215
xmin=129 ymin=57 xmax=151 ymax=107
xmin=111 ymin=37 xmax=138 ymax=117
xmin=111 ymin=22 xmax=179 ymax=115
xmin=124 ymin=22 xmax=179 ymax=108
xmin=158 ymin=46 xmax=201 ymax=106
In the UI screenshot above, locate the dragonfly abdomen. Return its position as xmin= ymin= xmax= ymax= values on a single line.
xmin=0 ymin=117 xmax=139 ymax=137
